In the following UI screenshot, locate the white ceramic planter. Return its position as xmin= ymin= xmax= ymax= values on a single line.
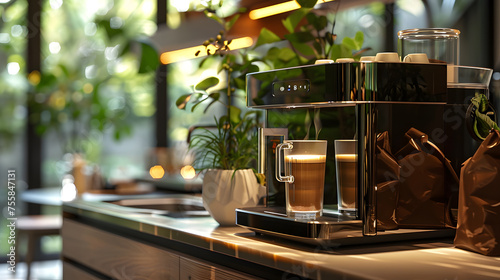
xmin=202 ymin=169 xmax=265 ymax=226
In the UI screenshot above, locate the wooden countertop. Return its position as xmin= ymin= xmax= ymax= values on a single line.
xmin=63 ymin=195 xmax=500 ymax=280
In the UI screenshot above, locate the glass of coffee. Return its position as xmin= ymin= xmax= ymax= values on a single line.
xmin=335 ymin=140 xmax=358 ymax=214
xmin=275 ymin=140 xmax=327 ymax=220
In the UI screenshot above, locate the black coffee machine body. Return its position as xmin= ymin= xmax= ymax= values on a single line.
xmin=236 ymin=62 xmax=493 ymax=246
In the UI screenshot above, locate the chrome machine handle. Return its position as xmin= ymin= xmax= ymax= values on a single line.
xmin=275 ymin=142 xmax=294 ymax=183
xmin=358 ymin=104 xmax=377 ymax=236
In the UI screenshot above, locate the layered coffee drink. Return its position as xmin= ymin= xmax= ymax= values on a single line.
xmin=285 ymin=155 xmax=326 ymax=214
xmin=334 ymin=139 xmax=358 ymax=214
xmin=275 ymin=140 xmax=327 ymax=220
xmin=335 ymin=153 xmax=357 ymax=211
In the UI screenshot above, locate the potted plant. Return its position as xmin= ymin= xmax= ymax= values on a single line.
xmin=176 ymin=0 xmax=366 ymax=225
xmin=176 ymin=3 xmax=264 ymax=225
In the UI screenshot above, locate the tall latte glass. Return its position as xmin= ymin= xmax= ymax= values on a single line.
xmin=275 ymin=140 xmax=327 ymax=220
xmin=335 ymin=140 xmax=358 ymax=214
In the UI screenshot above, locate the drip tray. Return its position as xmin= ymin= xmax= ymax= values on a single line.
xmin=236 ymin=207 xmax=455 ymax=247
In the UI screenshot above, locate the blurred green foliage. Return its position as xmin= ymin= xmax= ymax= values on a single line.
xmin=0 ymin=0 xmax=29 ymax=149
xmin=0 ymin=0 xmax=159 ymax=156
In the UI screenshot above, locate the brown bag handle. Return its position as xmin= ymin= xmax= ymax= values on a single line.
xmin=405 ymin=127 xmax=428 ymax=144
xmin=403 ymin=127 xmax=459 ymax=185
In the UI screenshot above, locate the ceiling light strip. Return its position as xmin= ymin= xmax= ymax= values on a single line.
xmin=160 ymin=37 xmax=254 ymax=64
xmin=249 ymin=0 xmax=335 ymax=20
xmin=249 ymin=1 xmax=300 ymax=20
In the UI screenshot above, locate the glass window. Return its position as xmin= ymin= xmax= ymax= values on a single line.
xmin=39 ymin=0 xmax=157 ymax=187
xmin=0 ymin=0 xmax=28 ymax=260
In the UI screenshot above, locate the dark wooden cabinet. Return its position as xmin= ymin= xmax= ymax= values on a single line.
xmin=62 ymin=219 xmax=260 ymax=280
xmin=179 ymin=257 xmax=257 ymax=280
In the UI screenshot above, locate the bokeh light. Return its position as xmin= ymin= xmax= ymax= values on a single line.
xmin=149 ymin=165 xmax=165 ymax=179
xmin=180 ymin=165 xmax=196 ymax=180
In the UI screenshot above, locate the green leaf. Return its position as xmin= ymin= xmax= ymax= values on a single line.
xmin=305 ymin=12 xmax=318 ymax=25
xmin=195 ymin=77 xmax=219 ymax=91
xmin=306 ymin=13 xmax=327 ymax=31
xmin=471 ymin=93 xmax=500 ymax=139
xmin=283 ymin=57 xmax=302 ymax=68
xmin=290 ymin=41 xmax=315 ymax=56
xmin=233 ymin=77 xmax=246 ymax=90
xmin=265 ymin=47 xmax=281 ymax=61
xmin=297 ymin=0 xmax=317 ymax=8
xmin=474 ymin=115 xmax=492 ymax=140
xmin=219 ymin=115 xmax=229 ymax=126
xmin=247 ymin=63 xmax=260 ymax=74
xmin=191 ymin=97 xmax=209 ymax=112
xmin=479 ymin=95 xmax=488 ymax=112
xmin=341 ymin=44 xmax=352 ymax=58
xmin=176 ymin=94 xmax=192 ymax=110
xmin=199 ymin=56 xmax=211 ymax=68
xmin=193 ymin=90 xmax=220 ymax=113
xmin=284 ymin=31 xmax=315 ymax=43
xmin=354 ymin=31 xmax=364 ymax=50
xmin=282 ymin=8 xmax=311 ymax=33
xmin=208 ymin=91 xmax=220 ymax=101
xmin=273 ymin=59 xmax=286 ymax=70
xmin=282 ymin=18 xmax=294 ymax=34
xmin=138 ymin=40 xmax=159 ymax=74
xmin=342 ymin=37 xmax=357 ymax=51
xmin=312 ymin=41 xmax=323 ymax=56
xmin=229 ymin=105 xmax=242 ymax=124
xmin=470 ymin=93 xmax=481 ymax=108
xmin=317 ymin=16 xmax=328 ymax=31
xmin=471 ymin=93 xmax=490 ymax=114
xmin=278 ymin=47 xmax=297 ymax=61
xmin=330 ymin=44 xmax=341 ymax=60
xmin=254 ymin=28 xmax=281 ymax=48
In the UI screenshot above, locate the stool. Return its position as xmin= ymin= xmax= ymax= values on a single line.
xmin=16 ymin=215 xmax=62 ymax=280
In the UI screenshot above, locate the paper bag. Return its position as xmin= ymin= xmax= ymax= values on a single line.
xmin=454 ymin=129 xmax=500 ymax=256
xmin=376 ymin=131 xmax=400 ymax=230
xmin=394 ymin=128 xmax=458 ymax=228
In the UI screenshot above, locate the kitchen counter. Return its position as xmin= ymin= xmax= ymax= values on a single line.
xmin=62 ymin=194 xmax=500 ymax=279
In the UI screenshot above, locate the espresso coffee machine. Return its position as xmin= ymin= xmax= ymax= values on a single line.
xmin=235 ymin=60 xmax=493 ymax=246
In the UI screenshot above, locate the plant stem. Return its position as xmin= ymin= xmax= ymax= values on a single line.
xmin=225 ymin=57 xmax=233 ymax=169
